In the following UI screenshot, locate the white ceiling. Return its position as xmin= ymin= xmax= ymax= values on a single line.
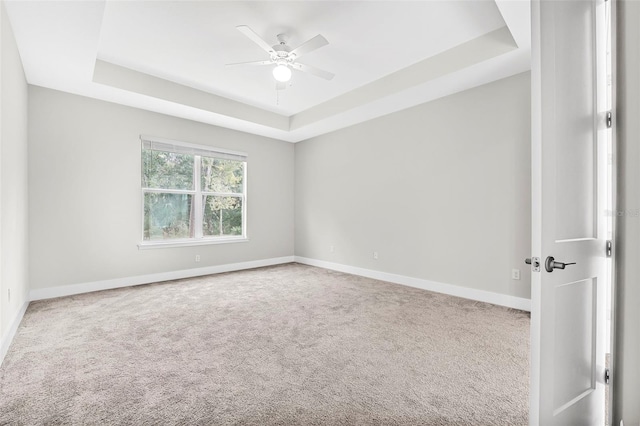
xmin=5 ymin=0 xmax=531 ymax=143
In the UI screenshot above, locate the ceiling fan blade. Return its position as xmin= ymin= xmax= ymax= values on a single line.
xmin=225 ymin=60 xmax=272 ymax=68
xmin=276 ymin=81 xmax=287 ymax=91
xmin=236 ymin=25 xmax=276 ymax=55
xmin=289 ymin=34 xmax=329 ymax=58
xmin=292 ymin=62 xmax=335 ymax=81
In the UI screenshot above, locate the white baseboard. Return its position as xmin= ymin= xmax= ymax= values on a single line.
xmin=294 ymin=256 xmax=531 ymax=312
xmin=30 ymin=256 xmax=295 ymax=301
xmin=0 ymin=301 xmax=29 ymax=366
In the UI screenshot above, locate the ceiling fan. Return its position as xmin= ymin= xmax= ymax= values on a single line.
xmin=226 ymin=25 xmax=335 ymax=90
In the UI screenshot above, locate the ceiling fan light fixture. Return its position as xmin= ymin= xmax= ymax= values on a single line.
xmin=229 ymin=26 xmax=334 ymax=87
xmin=273 ymin=64 xmax=292 ymax=82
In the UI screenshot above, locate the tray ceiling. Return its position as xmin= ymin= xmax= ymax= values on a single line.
xmin=5 ymin=1 xmax=530 ymax=142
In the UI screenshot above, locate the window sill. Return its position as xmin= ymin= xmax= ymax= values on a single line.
xmin=138 ymin=237 xmax=249 ymax=250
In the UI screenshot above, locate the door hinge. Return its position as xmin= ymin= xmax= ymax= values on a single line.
xmin=605 ymin=368 xmax=611 ymax=384
xmin=606 ymin=111 xmax=613 ymax=128
xmin=606 ymin=240 xmax=613 ymax=257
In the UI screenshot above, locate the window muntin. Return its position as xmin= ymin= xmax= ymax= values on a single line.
xmin=141 ymin=136 xmax=247 ymax=245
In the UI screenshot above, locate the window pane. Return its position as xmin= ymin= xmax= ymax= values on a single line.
xmin=143 ymin=193 xmax=194 ymax=240
xmin=201 ymin=157 xmax=244 ymax=193
xmin=202 ymin=196 xmax=243 ymax=237
xmin=142 ymin=149 xmax=194 ymax=190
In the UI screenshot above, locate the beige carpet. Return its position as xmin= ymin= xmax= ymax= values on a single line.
xmin=0 ymin=263 xmax=529 ymax=425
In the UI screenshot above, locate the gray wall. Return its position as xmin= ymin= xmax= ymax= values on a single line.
xmin=295 ymin=72 xmax=531 ymax=300
xmin=614 ymin=1 xmax=640 ymax=424
xmin=28 ymin=87 xmax=294 ymax=290
xmin=0 ymin=2 xmax=29 ymax=339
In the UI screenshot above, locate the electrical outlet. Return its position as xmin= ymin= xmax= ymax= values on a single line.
xmin=512 ymin=269 xmax=521 ymax=280
xmin=373 ymin=251 xmax=378 ymax=260
xmin=330 ymin=245 xmax=334 ymax=253
xmin=195 ymin=255 xmax=201 ymax=262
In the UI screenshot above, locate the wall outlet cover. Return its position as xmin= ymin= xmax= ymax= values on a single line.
xmin=511 ymin=269 xmax=521 ymax=280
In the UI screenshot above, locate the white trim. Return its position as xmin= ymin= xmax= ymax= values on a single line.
xmin=138 ymin=237 xmax=249 ymax=249
xmin=29 ymin=256 xmax=295 ymax=301
xmin=0 ymin=301 xmax=29 ymax=367
xmin=194 ymin=155 xmax=203 ymax=239
xmin=529 ymin=1 xmax=543 ymax=423
xmin=294 ymin=256 xmax=531 ymax=312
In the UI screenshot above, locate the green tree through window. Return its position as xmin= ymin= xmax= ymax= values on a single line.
xmin=141 ymin=138 xmax=246 ymax=244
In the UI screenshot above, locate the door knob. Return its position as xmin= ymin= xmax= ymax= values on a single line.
xmin=545 ymin=256 xmax=576 ymax=272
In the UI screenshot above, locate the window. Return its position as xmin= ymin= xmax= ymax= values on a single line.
xmin=140 ymin=136 xmax=247 ymax=247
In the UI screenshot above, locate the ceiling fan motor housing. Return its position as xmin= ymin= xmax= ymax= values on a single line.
xmin=273 ymin=44 xmax=291 ymax=57
xmin=272 ymin=49 xmax=293 ymax=68
xmin=273 ymin=34 xmax=292 ymax=60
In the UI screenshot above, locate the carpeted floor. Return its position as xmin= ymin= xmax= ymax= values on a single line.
xmin=0 ymin=263 xmax=529 ymax=425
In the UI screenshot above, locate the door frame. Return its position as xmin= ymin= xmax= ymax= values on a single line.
xmin=606 ymin=0 xmax=617 ymax=424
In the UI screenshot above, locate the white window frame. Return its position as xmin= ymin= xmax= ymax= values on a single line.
xmin=138 ymin=135 xmax=248 ymax=249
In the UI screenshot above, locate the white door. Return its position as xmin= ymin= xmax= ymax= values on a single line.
xmin=530 ymin=0 xmax=609 ymax=424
